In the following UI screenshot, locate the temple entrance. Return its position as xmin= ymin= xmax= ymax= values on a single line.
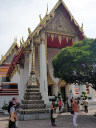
xmin=60 ymin=87 xmax=66 ymax=103
xmin=48 ymin=85 xmax=53 ymax=96
xmin=58 ymin=80 xmax=67 ymax=102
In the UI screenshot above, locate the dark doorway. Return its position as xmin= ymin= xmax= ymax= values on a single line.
xmin=48 ymin=86 xmax=52 ymax=96
xmin=60 ymin=87 xmax=66 ymax=103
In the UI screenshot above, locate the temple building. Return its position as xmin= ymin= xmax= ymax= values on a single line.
xmin=0 ymin=0 xmax=96 ymax=108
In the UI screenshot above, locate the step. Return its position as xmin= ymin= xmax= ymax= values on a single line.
xmin=21 ymin=100 xmax=44 ymax=104
xmin=27 ymin=85 xmax=39 ymax=89
xmin=26 ymin=88 xmax=40 ymax=92
xmin=24 ymin=95 xmax=42 ymax=100
xmin=24 ymin=92 xmax=41 ymax=96
xmin=18 ymin=108 xmax=49 ymax=114
xmin=20 ymin=104 xmax=46 ymax=109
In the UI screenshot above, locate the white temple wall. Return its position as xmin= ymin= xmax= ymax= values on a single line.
xmin=47 ymin=48 xmax=60 ymax=95
xmin=19 ymin=57 xmax=29 ymax=101
xmin=11 ymin=71 xmax=20 ymax=83
xmin=69 ymin=84 xmax=96 ymax=101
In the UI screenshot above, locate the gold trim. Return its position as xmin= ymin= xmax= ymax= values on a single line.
xmin=51 ymin=34 xmax=54 ymax=41
xmin=9 ymin=65 xmax=18 ymax=79
xmin=54 ymin=84 xmax=56 ymax=96
xmin=47 ymin=65 xmax=56 ymax=85
xmin=0 ymin=41 xmax=19 ymax=64
xmin=46 ymin=31 xmax=74 ymax=38
xmin=58 ymin=80 xmax=66 ymax=87
xmin=58 ymin=35 xmax=62 ymax=44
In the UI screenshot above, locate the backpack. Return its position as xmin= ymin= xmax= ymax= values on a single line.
xmin=8 ymin=101 xmax=13 ymax=113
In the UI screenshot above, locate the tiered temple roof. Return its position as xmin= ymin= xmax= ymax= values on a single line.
xmin=1 ymin=0 xmax=85 ymax=79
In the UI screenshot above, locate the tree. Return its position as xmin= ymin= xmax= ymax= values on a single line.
xmin=52 ymin=38 xmax=96 ymax=90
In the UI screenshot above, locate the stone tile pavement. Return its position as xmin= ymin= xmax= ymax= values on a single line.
xmin=0 ymin=108 xmax=96 ymax=128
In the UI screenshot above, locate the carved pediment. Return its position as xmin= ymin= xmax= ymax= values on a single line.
xmin=45 ymin=5 xmax=78 ymax=35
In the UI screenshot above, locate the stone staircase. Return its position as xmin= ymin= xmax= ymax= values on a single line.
xmin=18 ymin=85 xmax=49 ymax=120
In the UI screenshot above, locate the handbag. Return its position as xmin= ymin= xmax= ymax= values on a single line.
xmin=53 ymin=113 xmax=57 ymax=118
xmin=52 ymin=109 xmax=57 ymax=119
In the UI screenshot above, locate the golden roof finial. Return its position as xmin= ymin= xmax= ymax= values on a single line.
xmin=46 ymin=4 xmax=48 ymax=16
xmin=20 ymin=39 xmax=22 ymax=47
xmin=28 ymin=28 xmax=31 ymax=37
xmin=22 ymin=37 xmax=25 ymax=44
xmin=39 ymin=14 xmax=42 ymax=23
xmin=14 ymin=36 xmax=17 ymax=43
xmin=81 ymin=23 xmax=83 ymax=32
xmin=1 ymin=55 xmax=4 ymax=59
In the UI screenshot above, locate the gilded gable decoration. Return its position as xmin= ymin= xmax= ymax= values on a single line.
xmin=51 ymin=34 xmax=54 ymax=41
xmin=47 ymin=33 xmax=73 ymax=48
xmin=46 ymin=4 xmax=48 ymax=16
xmin=58 ymin=35 xmax=62 ymax=44
xmin=32 ymin=0 xmax=85 ymax=40
xmin=0 ymin=39 xmax=19 ymax=65
xmin=39 ymin=14 xmax=42 ymax=24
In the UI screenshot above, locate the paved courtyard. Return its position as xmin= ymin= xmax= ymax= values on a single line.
xmin=0 ymin=108 xmax=96 ymax=128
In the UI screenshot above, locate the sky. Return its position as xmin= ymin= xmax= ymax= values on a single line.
xmin=0 ymin=0 xmax=96 ymax=60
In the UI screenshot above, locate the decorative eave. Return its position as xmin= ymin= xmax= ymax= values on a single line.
xmin=0 ymin=38 xmax=19 ymax=65
xmin=47 ymin=66 xmax=56 ymax=85
xmin=6 ymin=31 xmax=33 ymax=79
xmin=7 ymin=46 xmax=24 ymax=79
xmin=58 ymin=80 xmax=67 ymax=87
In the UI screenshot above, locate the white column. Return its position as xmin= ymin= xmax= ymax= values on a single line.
xmin=40 ymin=32 xmax=49 ymax=104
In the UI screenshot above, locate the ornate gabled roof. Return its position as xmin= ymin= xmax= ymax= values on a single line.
xmin=20 ymin=0 xmax=85 ymax=48
xmin=0 ymin=38 xmax=19 ymax=65
xmin=32 ymin=0 xmax=84 ymax=39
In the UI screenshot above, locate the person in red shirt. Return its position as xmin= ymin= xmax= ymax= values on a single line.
xmin=58 ymin=99 xmax=62 ymax=112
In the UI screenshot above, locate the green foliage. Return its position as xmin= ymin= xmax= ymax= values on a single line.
xmin=81 ymin=91 xmax=88 ymax=99
xmin=2 ymin=101 xmax=8 ymax=110
xmin=57 ymin=92 xmax=62 ymax=99
xmin=52 ymin=38 xmax=96 ymax=89
xmin=2 ymin=104 xmax=8 ymax=110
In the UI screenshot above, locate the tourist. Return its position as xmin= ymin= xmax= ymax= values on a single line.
xmin=14 ymin=97 xmax=20 ymax=128
xmin=83 ymin=99 xmax=88 ymax=113
xmin=8 ymin=97 xmax=16 ymax=113
xmin=71 ymin=97 xmax=74 ymax=104
xmin=9 ymin=102 xmax=16 ymax=128
xmin=50 ymin=99 xmax=57 ymax=126
xmin=8 ymin=97 xmax=20 ymax=128
xmin=58 ymin=99 xmax=62 ymax=112
xmin=72 ymin=98 xmax=79 ymax=127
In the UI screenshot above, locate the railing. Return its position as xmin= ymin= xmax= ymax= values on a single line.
xmin=0 ymin=82 xmax=19 ymax=95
